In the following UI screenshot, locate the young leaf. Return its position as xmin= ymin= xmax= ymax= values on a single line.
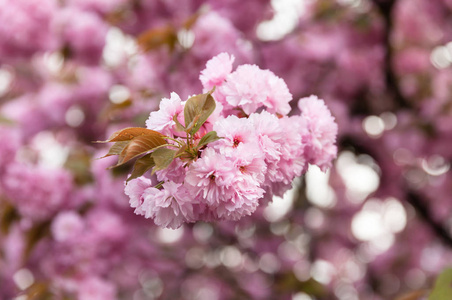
xmin=197 ymin=131 xmax=221 ymax=149
xmin=98 ymin=127 xmax=164 ymax=143
xmin=127 ymin=154 xmax=155 ymax=183
xmin=429 ymin=268 xmax=452 ymax=300
xmin=116 ymin=134 xmax=168 ymax=166
xmin=151 ymin=148 xmax=176 ymax=173
xmin=184 ymin=115 xmax=200 ymax=133
xmin=184 ymin=91 xmax=216 ymax=135
xmin=99 ymin=141 xmax=130 ymax=159
xmin=175 ymin=144 xmax=195 ymax=162
xmin=137 ymin=25 xmax=178 ymax=52
xmin=173 ymin=114 xmax=186 ymax=132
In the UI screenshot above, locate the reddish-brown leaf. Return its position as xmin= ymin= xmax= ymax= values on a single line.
xmin=99 ymin=141 xmax=130 ymax=159
xmin=117 ymin=134 xmax=167 ymax=166
xmin=99 ymin=127 xmax=164 ymax=143
xmin=137 ymin=25 xmax=178 ymax=52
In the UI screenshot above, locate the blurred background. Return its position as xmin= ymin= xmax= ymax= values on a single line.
xmin=1 ymin=0 xmax=452 ymax=299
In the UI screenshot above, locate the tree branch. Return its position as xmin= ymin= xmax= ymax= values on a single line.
xmin=372 ymin=0 xmax=412 ymax=109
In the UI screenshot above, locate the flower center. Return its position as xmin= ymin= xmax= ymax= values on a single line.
xmin=233 ymin=137 xmax=242 ymax=148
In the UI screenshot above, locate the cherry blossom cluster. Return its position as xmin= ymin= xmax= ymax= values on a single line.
xmin=113 ymin=53 xmax=338 ymax=229
xmin=2 ymin=0 xmax=452 ymax=298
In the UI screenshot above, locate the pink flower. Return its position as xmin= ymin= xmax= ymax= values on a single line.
xmin=276 ymin=116 xmax=307 ymax=181
xmin=78 ymin=277 xmax=116 ymax=300
xmin=220 ymin=64 xmax=267 ymax=115
xmin=142 ymin=182 xmax=195 ymax=229
xmin=2 ymin=163 xmax=74 ymax=221
xmin=212 ymin=115 xmax=262 ymax=158
xmin=145 ymin=92 xmax=184 ymax=136
xmin=218 ymin=64 xmax=292 ymax=115
xmin=248 ymin=111 xmax=284 ymax=163
xmin=261 ymin=70 xmax=292 ymax=116
xmin=215 ymin=178 xmax=263 ymax=221
xmin=53 ymin=8 xmax=109 ymax=65
xmin=185 ymin=148 xmax=237 ymax=207
xmin=86 ymin=209 xmax=126 ymax=242
xmin=232 ymin=150 xmax=267 ymax=185
xmin=51 ymin=211 xmax=84 ymax=242
xmin=0 ymin=0 xmax=58 ymax=58
xmin=185 ymin=148 xmax=263 ymax=220
xmin=191 ymin=12 xmax=248 ymax=61
xmin=200 ymin=52 xmax=235 ymax=90
xmin=124 ymin=177 xmax=153 ymax=216
xmin=298 ymin=95 xmax=338 ymax=171
xmin=156 ymin=158 xmax=187 ymax=184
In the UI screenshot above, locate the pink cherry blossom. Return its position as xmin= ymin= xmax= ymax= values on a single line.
xmin=200 ymin=52 xmax=235 ymax=90
xmin=124 ymin=177 xmax=153 ymax=216
xmin=142 ymin=182 xmax=195 ymax=229
xmin=51 ymin=211 xmax=84 ymax=242
xmin=145 ymin=92 xmax=185 ymax=136
xmin=220 ymin=64 xmax=267 ymax=115
xmin=185 ymin=148 xmax=237 ymax=207
xmin=298 ymin=95 xmax=338 ymax=171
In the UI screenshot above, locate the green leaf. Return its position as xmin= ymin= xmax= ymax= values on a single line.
xmin=197 ymin=131 xmax=221 ymax=149
xmin=185 ymin=115 xmax=200 ymax=133
xmin=429 ymin=268 xmax=452 ymax=300
xmin=127 ymin=154 xmax=155 ymax=183
xmin=173 ymin=114 xmax=186 ymax=132
xmin=184 ymin=90 xmax=216 ymax=135
xmin=97 ymin=127 xmax=163 ymax=143
xmin=115 ymin=134 xmax=168 ymax=166
xmin=175 ymin=144 xmax=195 ymax=162
xmin=151 ymin=148 xmax=176 ymax=174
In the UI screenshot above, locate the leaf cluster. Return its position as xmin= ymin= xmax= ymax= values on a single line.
xmin=97 ymin=90 xmax=221 ymax=183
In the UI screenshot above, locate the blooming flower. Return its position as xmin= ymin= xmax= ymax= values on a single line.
xmin=200 ymin=52 xmax=235 ymax=90
xmin=185 ymin=148 xmax=236 ymax=207
xmin=145 ymin=92 xmax=184 ymax=136
xmin=220 ymin=64 xmax=267 ymax=115
xmin=298 ymin=95 xmax=338 ymax=171
xmin=142 ymin=182 xmax=195 ymax=229
xmin=51 ymin=211 xmax=84 ymax=242
xmin=124 ymin=177 xmax=153 ymax=216
xmin=78 ymin=277 xmax=117 ymax=300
